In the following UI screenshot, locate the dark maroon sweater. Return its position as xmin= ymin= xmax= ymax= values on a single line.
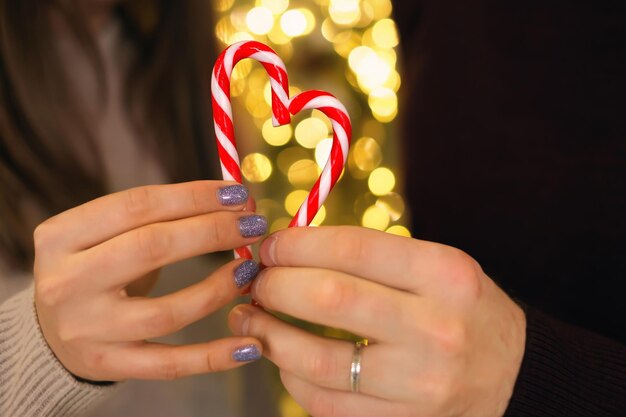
xmin=393 ymin=0 xmax=626 ymax=415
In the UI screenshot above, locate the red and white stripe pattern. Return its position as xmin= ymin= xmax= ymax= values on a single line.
xmin=287 ymin=91 xmax=352 ymax=227
xmin=211 ymin=41 xmax=351 ymax=258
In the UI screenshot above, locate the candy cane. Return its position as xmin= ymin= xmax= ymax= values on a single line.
xmin=287 ymin=90 xmax=352 ymax=227
xmin=211 ymin=41 xmax=351 ymax=260
xmin=212 ymin=41 xmax=289 ymax=259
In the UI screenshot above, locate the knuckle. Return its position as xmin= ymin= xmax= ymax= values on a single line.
xmin=433 ymin=319 xmax=467 ymax=357
xmin=35 ymin=278 xmax=68 ymax=308
xmin=136 ymin=225 xmax=171 ymax=264
xmin=159 ymin=354 xmax=181 ymax=380
xmin=124 ymin=186 xmax=154 ymax=217
xmin=202 ymin=214 xmax=222 ymax=245
xmin=440 ymin=247 xmax=483 ymax=300
xmin=313 ymin=277 xmax=354 ymax=312
xmin=205 ymin=351 xmax=219 ymax=373
xmin=33 ymin=221 xmax=56 ymax=251
xmin=303 ymin=347 xmax=336 ymax=384
xmin=143 ymin=304 xmax=178 ymax=336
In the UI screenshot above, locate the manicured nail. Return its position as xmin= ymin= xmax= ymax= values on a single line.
xmin=232 ymin=344 xmax=261 ymax=362
xmin=234 ymin=260 xmax=260 ymax=288
xmin=217 ymin=184 xmax=249 ymax=206
xmin=238 ymin=215 xmax=268 ymax=238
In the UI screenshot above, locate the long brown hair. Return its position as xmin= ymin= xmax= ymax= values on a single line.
xmin=0 ymin=0 xmax=217 ymax=270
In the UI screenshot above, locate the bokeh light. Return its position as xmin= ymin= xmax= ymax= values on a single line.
xmin=262 ymin=118 xmax=293 ymax=146
xmin=386 ymin=225 xmax=411 ymax=237
xmin=362 ymin=205 xmax=390 ymax=230
xmin=281 ymin=9 xmax=316 ymax=37
xmin=246 ymin=7 xmax=274 ymax=35
xmin=295 ymin=117 xmax=329 ymax=149
xmin=241 ymin=153 xmax=273 ymax=182
xmin=368 ymin=167 xmax=395 ymax=196
xmin=285 ymin=189 xmax=310 ymax=216
xmin=261 ymin=0 xmax=289 ymax=15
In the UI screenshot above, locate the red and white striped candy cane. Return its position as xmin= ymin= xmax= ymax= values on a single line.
xmin=211 ymin=41 xmax=351 ymax=259
xmin=287 ymin=90 xmax=352 ymax=227
xmin=212 ymin=41 xmax=289 ymax=259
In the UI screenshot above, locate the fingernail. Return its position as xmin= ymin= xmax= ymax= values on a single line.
xmin=238 ymin=215 xmax=267 ymax=238
xmin=217 ymin=184 xmax=249 ymax=206
xmin=260 ymin=235 xmax=278 ymax=265
xmin=234 ymin=260 xmax=260 ymax=288
xmin=232 ymin=344 xmax=261 ymax=362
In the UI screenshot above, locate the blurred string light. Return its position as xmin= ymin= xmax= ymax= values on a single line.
xmin=213 ymin=0 xmax=409 ymax=248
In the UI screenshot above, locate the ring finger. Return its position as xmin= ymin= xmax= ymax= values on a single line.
xmin=229 ymin=304 xmax=414 ymax=401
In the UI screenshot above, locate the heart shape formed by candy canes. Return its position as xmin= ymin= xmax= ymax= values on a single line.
xmin=211 ymin=41 xmax=352 ymax=260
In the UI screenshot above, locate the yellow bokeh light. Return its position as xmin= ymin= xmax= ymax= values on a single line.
xmin=386 ymin=225 xmax=411 ymax=237
xmin=215 ymin=0 xmax=235 ymax=12
xmin=368 ymin=87 xmax=398 ymax=122
xmin=329 ymin=0 xmax=361 ymax=26
xmin=279 ymin=391 xmax=308 ymax=417
xmin=230 ymin=7 xmax=249 ymax=31
xmin=260 ymin=0 xmax=289 ymax=15
xmin=348 ymin=46 xmax=392 ymax=93
xmin=263 ymin=81 xmax=272 ymax=105
xmin=332 ymin=30 xmax=361 ymax=57
xmin=321 ymin=18 xmax=338 ymax=42
xmin=362 ymin=205 xmax=390 ymax=230
xmin=245 ymin=92 xmax=271 ymax=118
xmin=315 ymin=138 xmax=333 ymax=169
xmin=285 ymin=189 xmax=310 ymax=216
xmin=288 ymin=159 xmax=320 ymax=186
xmin=281 ymin=9 xmax=315 ymax=37
xmin=227 ymin=31 xmax=254 ymax=44
xmin=310 ymin=205 xmax=327 ymax=226
xmin=262 ymin=118 xmax=292 ymax=146
xmin=246 ymin=6 xmax=274 ymax=35
xmin=277 ymin=147 xmax=309 ymax=174
xmin=364 ymin=0 xmax=392 ymax=20
xmin=295 ymin=117 xmax=329 ymax=149
xmin=372 ymin=18 xmax=399 ymax=48
xmin=268 ymin=24 xmax=292 ymax=45
xmin=215 ymin=16 xmax=235 ymax=44
xmin=368 ymin=167 xmax=395 ymax=196
xmin=352 ymin=136 xmax=382 ymax=172
xmin=376 ymin=192 xmax=405 ymax=221
xmin=242 ymin=153 xmax=273 ymax=183
xmin=311 ymin=109 xmax=333 ymax=131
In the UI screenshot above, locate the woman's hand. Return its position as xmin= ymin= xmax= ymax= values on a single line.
xmin=229 ymin=226 xmax=526 ymax=417
xmin=35 ymin=181 xmax=266 ymax=382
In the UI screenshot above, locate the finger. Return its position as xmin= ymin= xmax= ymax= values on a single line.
xmin=229 ymin=305 xmax=412 ymax=400
xmin=100 ymin=338 xmax=262 ymax=381
xmin=250 ymin=266 xmax=419 ymax=342
xmin=280 ymin=370 xmax=412 ymax=417
xmin=40 ymin=181 xmax=250 ymax=253
xmin=107 ymin=259 xmax=260 ymax=341
xmin=259 ymin=226 xmax=477 ymax=296
xmin=78 ymin=212 xmax=267 ymax=289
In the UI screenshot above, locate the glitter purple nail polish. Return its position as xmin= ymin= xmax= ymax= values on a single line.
xmin=234 ymin=260 xmax=259 ymax=288
xmin=232 ymin=344 xmax=261 ymax=362
xmin=217 ymin=184 xmax=249 ymax=206
xmin=238 ymin=215 xmax=267 ymax=238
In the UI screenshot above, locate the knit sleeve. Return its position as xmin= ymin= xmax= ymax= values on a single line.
xmin=0 ymin=284 xmax=116 ymax=416
xmin=503 ymin=306 xmax=626 ymax=417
